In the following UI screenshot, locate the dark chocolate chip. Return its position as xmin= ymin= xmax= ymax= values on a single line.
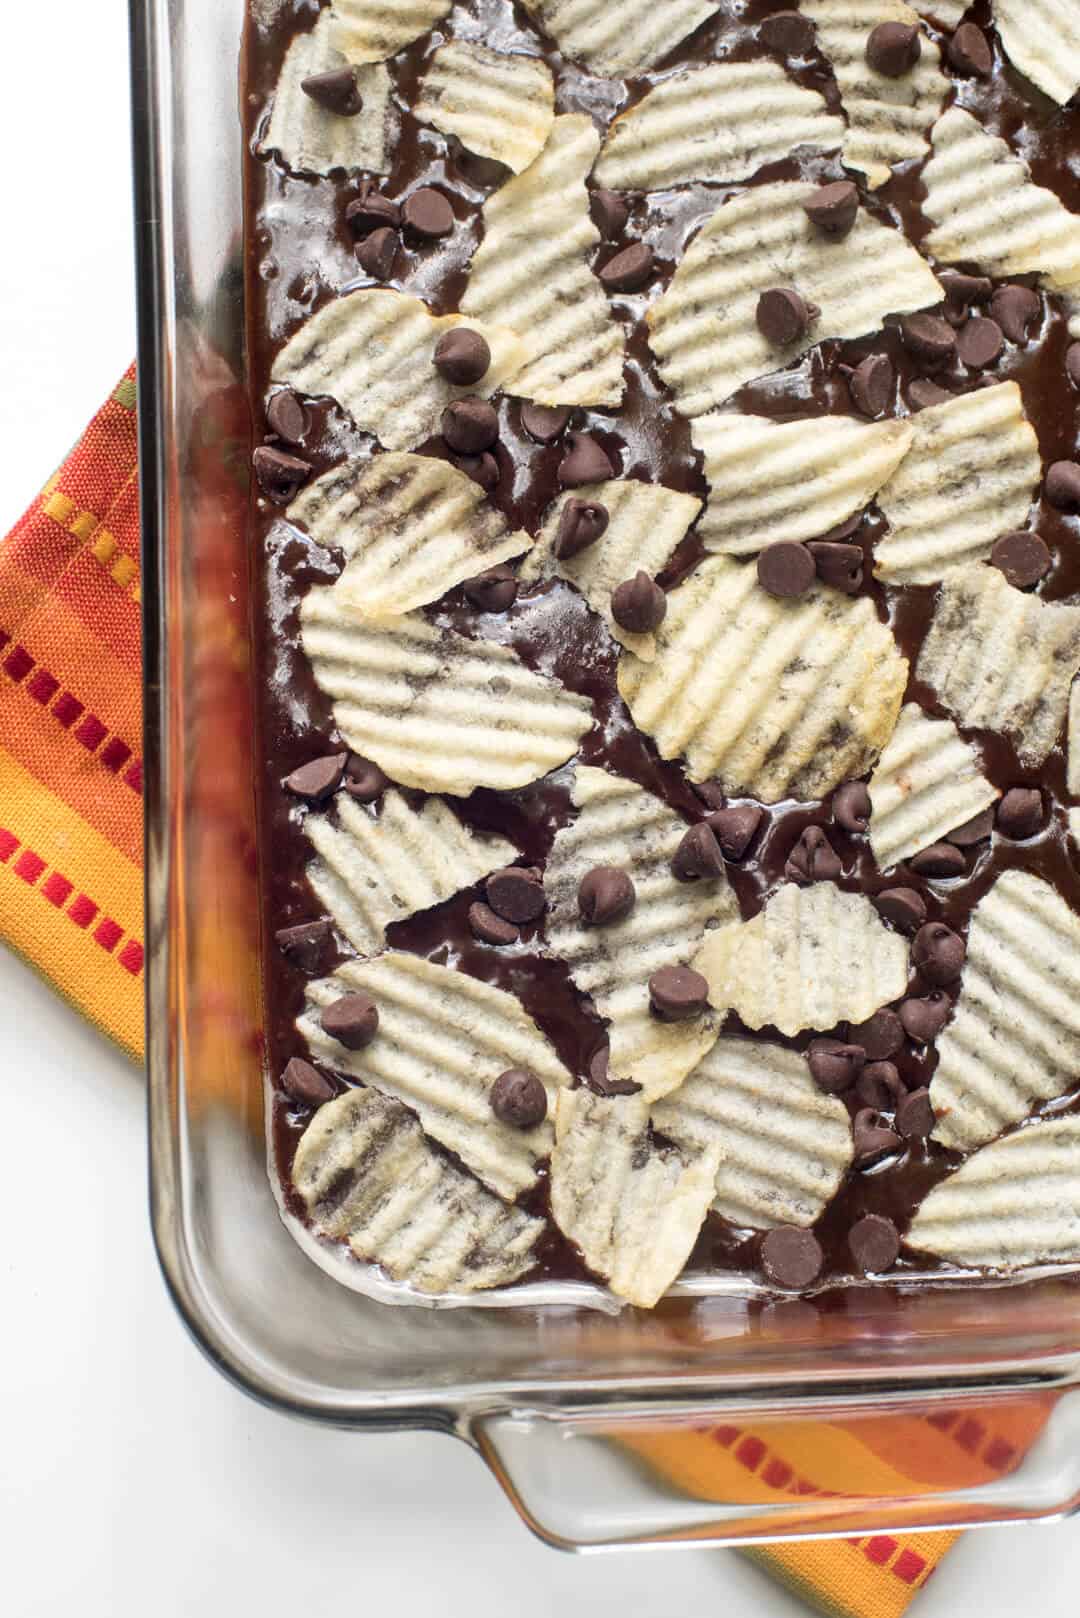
xmin=833 ymin=780 xmax=872 ymax=833
xmin=578 ymin=865 xmax=636 ymax=925
xmin=895 ymin=1086 xmax=934 ymax=1139
xmin=648 ymin=964 xmax=709 ymax=1021
xmin=802 ymin=180 xmax=859 ymax=239
xmin=991 ymin=283 xmax=1040 ymax=343
xmin=558 ymin=432 xmax=615 ymax=487
xmin=907 ymin=378 xmax=952 ymax=410
xmin=852 ymin=1106 xmax=902 ymax=1165
xmin=486 ymin=866 xmax=546 ymax=925
xmin=807 ymin=1038 xmax=865 ymax=1094
xmin=587 ymin=1046 xmax=642 ymax=1096
xmin=672 ymin=822 xmax=725 ymax=882
xmin=873 ymin=886 xmax=927 ymax=932
xmin=757 ymin=540 xmax=816 ymax=598
xmin=598 ymin=241 xmax=655 ymax=292
xmin=947 ymin=808 xmax=994 ymax=846
xmin=899 ymin=991 xmax=951 ymax=1043
xmin=865 ymin=20 xmax=921 ymax=76
xmin=756 ymin=287 xmax=817 ymax=346
xmin=275 ymin=918 xmax=332 ymax=971
xmin=281 ymin=1057 xmax=335 ymax=1108
xmin=996 ymin=786 xmax=1044 ymax=839
xmin=807 ymin=541 xmax=863 ymax=594
xmin=911 ymin=922 xmax=965 ymax=984
xmin=817 ymin=511 xmax=864 ymax=542
xmin=300 ymin=66 xmax=362 ymax=115
xmin=454 ymin=451 xmax=499 ymax=490
xmin=283 ymin=751 xmax=347 ymax=803
xmin=402 ymin=186 xmax=454 ymax=239
xmin=441 ymin=397 xmax=498 ymax=454
xmin=433 ymin=328 xmax=491 ymax=385
xmin=1067 ymin=342 xmax=1080 ymax=389
xmin=847 ymin=353 xmax=893 ymax=417
xmin=947 ymin=21 xmax=992 ymax=76
xmin=253 ymin=444 xmax=312 ymax=503
xmin=356 ymin=225 xmax=398 ymax=281
xmin=611 ymin=571 xmax=666 ymax=633
xmin=520 ymin=402 xmax=571 ymax=443
xmin=900 ymin=313 xmax=956 ymax=369
xmin=266 ymin=389 xmax=308 ymax=446
xmin=849 ymin=1007 xmax=904 ymax=1060
xmin=554 ymin=497 xmax=609 ymax=559
xmin=760 ymin=8 xmax=816 ymax=54
xmin=939 ymin=270 xmax=992 ymax=311
xmin=855 ymin=1060 xmax=905 ymax=1111
xmin=345 ymin=188 xmax=400 ymax=235
xmin=760 ymin=1225 xmax=823 ymax=1290
xmin=1045 ymin=461 xmax=1080 ymax=511
xmin=343 ymin=753 xmax=388 ymax=804
xmin=468 ymin=901 xmax=519 ymax=946
xmin=464 ymin=564 xmax=517 ymax=612
xmin=848 ymin=1213 xmax=900 ymax=1274
xmin=490 ymin=1067 xmax=548 ymax=1128
xmin=990 ymin=529 xmax=1051 ymax=589
xmin=909 ymin=842 xmax=966 ymax=878
xmin=589 ymin=187 xmax=629 ymax=240
xmin=785 ymin=824 xmax=842 ymax=883
xmin=693 ymin=780 xmax=727 ymax=812
xmin=956 ymin=316 xmax=1004 ymax=369
xmin=706 ymin=804 xmax=764 ymax=860
xmin=321 ymin=991 xmax=379 ymax=1050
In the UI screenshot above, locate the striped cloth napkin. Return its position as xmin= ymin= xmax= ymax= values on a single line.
xmin=0 ymin=366 xmax=1047 ymax=1615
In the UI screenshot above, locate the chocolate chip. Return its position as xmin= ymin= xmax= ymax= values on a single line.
xmin=909 ymin=842 xmax=966 ymax=878
xmin=266 ymin=389 xmax=308 ymax=446
xmin=343 ymin=753 xmax=388 ymax=803
xmin=817 ymin=511 xmax=864 ymax=542
xmin=907 ymin=378 xmax=952 ymax=410
xmin=345 ymin=187 xmax=400 ymax=235
xmin=947 ymin=21 xmax=992 ymax=76
xmin=852 ymin=1106 xmax=902 ymax=1165
xmin=866 ymin=20 xmax=921 ymax=75
xmin=281 ymin=1057 xmax=335 ymax=1108
xmin=441 ymin=397 xmax=498 ymax=455
xmin=1045 ymin=461 xmax=1080 ymax=511
xmin=558 ymin=433 xmax=615 ymax=487
xmin=856 ymin=1060 xmax=904 ymax=1111
xmin=848 ymin=1214 xmax=900 ymax=1274
xmin=356 ymin=226 xmax=398 ymax=281
xmin=900 ymin=313 xmax=956 ymax=369
xmin=939 ymin=270 xmax=992 ymax=311
xmin=486 ymin=866 xmax=546 ymax=924
xmin=957 ymin=316 xmax=1004 ymax=369
xmin=464 ymin=564 xmax=517 ymax=612
xmin=275 ymin=918 xmax=332 ymax=971
xmin=757 ymin=540 xmax=816 ymax=598
xmin=283 ymin=752 xmax=347 ymax=803
xmin=996 ymin=786 xmax=1044 ymax=840
xmin=911 ymin=921 xmax=965 ymax=984
xmin=847 ymin=353 xmax=893 ymax=417
xmin=761 ymin=1225 xmax=823 ymax=1290
xmin=760 ymin=8 xmax=816 ymax=54
xmin=321 ymin=991 xmax=379 ymax=1050
xmin=587 ymin=1046 xmax=642 ymax=1096
xmin=802 ymin=180 xmax=859 ymax=240
xmin=578 ymin=865 xmax=636 ymax=925
xmin=468 ymin=901 xmax=519 ymax=946
xmin=807 ymin=1038 xmax=865 ymax=1094
xmin=611 ymin=571 xmax=666 ymax=633
xmin=756 ymin=287 xmax=817 ymax=346
xmin=990 ymin=528 xmax=1051 ymax=590
xmin=253 ymin=444 xmax=311 ymax=503
xmin=433 ymin=328 xmax=491 ymax=385
xmin=873 ymin=886 xmax=927 ymax=932
xmin=991 ymin=283 xmax=1040 ymax=343
xmin=1067 ymin=342 xmax=1080 ymax=389
xmin=899 ymin=991 xmax=951 ymax=1043
xmin=453 ymin=453 xmax=498 ymax=492
xmin=521 ymin=402 xmax=571 ymax=443
xmin=807 ymin=541 xmax=863 ymax=594
xmin=947 ymin=808 xmax=994 ymax=846
xmin=705 ymin=804 xmax=764 ymax=860
xmin=785 ymin=824 xmax=842 ymax=883
xmin=554 ymin=497 xmax=609 ymax=559
xmin=833 ymin=781 xmax=872 ymax=833
xmin=402 ymin=186 xmax=454 ymax=239
xmin=849 ymin=1007 xmax=904 ymax=1060
xmin=672 ymin=822 xmax=725 ymax=882
xmin=693 ymin=781 xmax=727 ymax=812
xmin=490 ymin=1067 xmax=548 ymax=1128
xmin=598 ymin=241 xmax=655 ymax=292
xmin=648 ymin=964 xmax=709 ymax=1021
xmin=300 ymin=66 xmax=362 ymax=115
xmin=896 ymin=1086 xmax=934 ymax=1139
xmin=589 ymin=187 xmax=629 ymax=240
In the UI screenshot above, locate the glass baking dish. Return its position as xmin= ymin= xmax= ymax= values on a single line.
xmin=131 ymin=0 xmax=1080 ymax=1549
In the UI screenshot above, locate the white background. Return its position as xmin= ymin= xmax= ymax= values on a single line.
xmin=2 ymin=4 xmax=1079 ymax=1614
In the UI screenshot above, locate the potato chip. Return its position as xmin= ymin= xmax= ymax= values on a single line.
xmin=693 ymin=413 xmax=912 ymax=556
xmin=653 ymin=1036 xmax=853 ymax=1229
xmin=592 ymin=61 xmax=843 ymax=191
xmin=329 ymin=0 xmax=453 ymax=64
xmin=867 ymin=703 xmax=998 ymax=872
xmin=301 ymin=587 xmax=592 ymax=794
xmin=907 ymin=1117 xmax=1080 ymax=1272
xmin=549 ymin=1089 xmax=722 ymax=1307
xmin=293 ymin=1088 xmax=544 ymax=1294
xmin=617 ymin=556 xmax=907 ymax=801
xmin=648 ymin=181 xmax=943 ymax=415
xmin=993 ymin=0 xmax=1080 ymax=107
xmin=694 ymin=882 xmax=910 ymax=1038
xmin=300 ymin=952 xmax=570 ymax=1199
xmin=414 ymin=41 xmax=555 ymax=174
xmin=930 ymin=871 xmax=1080 ymax=1152
xmin=544 ymin=766 xmax=737 ymax=1101
xmin=305 ymin=791 xmax=517 ymax=957
xmin=519 ymin=0 xmax=721 ymax=76
xmin=916 ymin=564 xmax=1080 ymax=767
xmin=461 ymin=116 xmax=625 ymax=407
xmin=872 ymin=384 xmax=1040 ymax=584
xmin=520 ymin=480 xmax=702 ymax=660
xmin=912 ymin=0 xmax=964 ymax=21
xmin=259 ymin=14 xmax=394 ymax=177
xmin=272 ymin=289 xmax=528 ymax=453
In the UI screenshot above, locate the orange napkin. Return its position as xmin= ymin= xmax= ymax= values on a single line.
xmin=0 ymin=366 xmax=996 ymax=1614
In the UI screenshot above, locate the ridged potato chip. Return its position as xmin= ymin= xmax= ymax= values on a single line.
xmin=260 ymin=14 xmax=393 ymax=177
xmin=519 ymin=0 xmax=721 ymax=76
xmin=867 ymin=704 xmax=998 ymax=872
xmin=329 ymin=0 xmax=453 ymax=64
xmin=993 ymin=0 xmax=1080 ymax=107
xmin=414 ymin=41 xmax=554 ymax=174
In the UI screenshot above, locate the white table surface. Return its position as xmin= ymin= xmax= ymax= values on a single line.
xmin=2 ymin=5 xmax=1079 ymax=1614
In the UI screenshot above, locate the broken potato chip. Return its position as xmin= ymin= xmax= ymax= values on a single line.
xmin=519 ymin=0 xmax=721 ymax=77
xmin=329 ymin=0 xmax=453 ymax=64
xmin=259 ymin=13 xmax=394 ymax=177
xmin=867 ymin=704 xmax=998 ymax=873
xmin=415 ymin=41 xmax=555 ymax=174
xmin=993 ymin=0 xmax=1080 ymax=108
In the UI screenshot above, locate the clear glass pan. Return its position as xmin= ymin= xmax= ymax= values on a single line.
xmin=132 ymin=0 xmax=1080 ymax=1549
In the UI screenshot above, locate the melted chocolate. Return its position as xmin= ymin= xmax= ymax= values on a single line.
xmin=244 ymin=0 xmax=1080 ymax=1295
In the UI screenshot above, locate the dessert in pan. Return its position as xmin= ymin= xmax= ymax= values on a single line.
xmin=246 ymin=0 xmax=1080 ymax=1308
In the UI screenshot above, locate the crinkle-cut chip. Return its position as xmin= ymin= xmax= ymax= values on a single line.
xmin=520 ymin=480 xmax=702 ymax=661
xmin=1070 ymin=680 xmax=1080 ymax=797
xmin=461 ymin=116 xmax=625 ymax=407
xmin=617 ymin=556 xmax=907 ymax=802
xmin=329 ymin=0 xmax=453 ymax=64
xmin=867 ymin=704 xmax=998 ymax=872
xmin=259 ymin=14 xmax=393 ymax=177
xmin=413 ymin=42 xmax=555 ymax=175
xmin=916 ymin=565 xmax=1080 ymax=768
xmin=922 ymin=109 xmax=1080 ymax=326
xmin=653 ymin=1037 xmax=853 ymax=1229
xmin=648 ymin=182 xmax=943 ymax=416
xmin=544 ymin=767 xmax=737 ymax=1101
xmin=912 ymin=0 xmax=964 ymax=21
xmin=519 ymin=0 xmax=721 ymax=76
xmin=289 ymin=453 xmax=531 ymax=618
xmin=907 ymin=1118 xmax=1080 ymax=1272
xmin=292 ymin=1089 xmax=544 ymax=1294
xmin=802 ymin=0 xmax=948 ymax=189
xmin=272 ymin=290 xmax=528 ymax=454
xmin=592 ymin=61 xmax=843 ymax=192
xmin=929 ymin=871 xmax=1080 ymax=1153
xmin=549 ymin=1089 xmax=722 ymax=1307
xmin=300 ymin=953 xmax=570 ymax=1200
xmin=994 ymin=0 xmax=1080 ymax=108
xmin=300 ymin=588 xmax=592 ymax=795
xmin=305 ymin=791 xmax=516 ymax=957
xmin=693 ymin=413 xmax=912 ymax=556
xmin=872 ymin=384 xmax=1040 ymax=585
xmin=694 ymin=883 xmax=909 ymax=1038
